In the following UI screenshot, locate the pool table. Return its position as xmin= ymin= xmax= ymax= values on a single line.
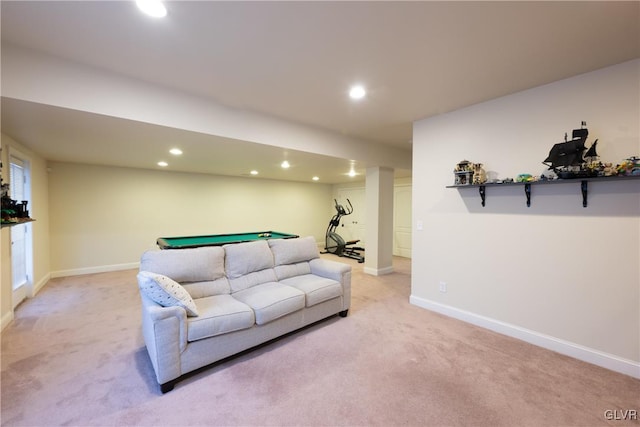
xmin=156 ymin=231 xmax=299 ymax=250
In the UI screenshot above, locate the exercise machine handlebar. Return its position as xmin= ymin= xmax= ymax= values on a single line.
xmin=334 ymin=198 xmax=353 ymax=216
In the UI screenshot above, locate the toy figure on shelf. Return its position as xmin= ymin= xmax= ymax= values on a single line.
xmin=1 ymin=179 xmax=30 ymax=224
xmin=543 ymin=121 xmax=600 ymax=179
xmin=516 ymin=174 xmax=534 ymax=183
xmin=453 ymin=160 xmax=475 ymax=185
xmin=472 ymin=163 xmax=487 ymax=185
xmin=602 ymin=163 xmax=617 ymax=176
xmin=0 ymin=178 xmax=12 ymax=223
xmin=617 ymin=156 xmax=640 ymax=176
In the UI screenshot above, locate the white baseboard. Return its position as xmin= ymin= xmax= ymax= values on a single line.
xmin=1 ymin=273 xmax=50 ymax=332
xmin=1 ymin=310 xmax=14 ymax=332
xmin=364 ymin=266 xmax=394 ymax=276
xmin=32 ymin=272 xmax=51 ymax=296
xmin=51 ymin=262 xmax=139 ymax=278
xmin=410 ymin=295 xmax=640 ymax=379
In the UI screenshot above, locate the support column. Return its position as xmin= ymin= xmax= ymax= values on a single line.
xmin=364 ymin=166 xmax=394 ymax=276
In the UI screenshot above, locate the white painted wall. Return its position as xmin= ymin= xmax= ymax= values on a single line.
xmin=411 ymin=60 xmax=640 ymax=376
xmin=0 ymin=223 xmax=11 ymax=329
xmin=47 ymin=162 xmax=332 ymax=276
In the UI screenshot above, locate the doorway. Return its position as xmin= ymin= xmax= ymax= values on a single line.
xmin=393 ymin=185 xmax=412 ymax=257
xmin=9 ymin=153 xmax=32 ymax=308
xmin=335 ymin=184 xmax=412 ymax=258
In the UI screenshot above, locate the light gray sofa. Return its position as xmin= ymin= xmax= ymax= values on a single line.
xmin=137 ymin=236 xmax=352 ymax=392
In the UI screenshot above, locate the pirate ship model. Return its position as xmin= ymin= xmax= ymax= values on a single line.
xmin=543 ymin=121 xmax=599 ymax=179
xmin=0 ymin=154 xmax=30 ymax=225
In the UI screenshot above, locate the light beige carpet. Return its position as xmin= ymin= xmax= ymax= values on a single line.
xmin=1 ymin=256 xmax=638 ymax=426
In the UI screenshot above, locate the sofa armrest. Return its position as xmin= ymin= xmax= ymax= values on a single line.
xmin=309 ymin=258 xmax=351 ymax=311
xmin=309 ymin=258 xmax=350 ymax=281
xmin=140 ymin=293 xmax=187 ymax=385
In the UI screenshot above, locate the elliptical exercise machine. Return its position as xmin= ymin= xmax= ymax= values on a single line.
xmin=323 ymin=199 xmax=365 ymax=263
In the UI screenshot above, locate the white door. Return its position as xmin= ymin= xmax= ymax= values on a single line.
xmin=336 ymin=188 xmax=366 ymax=245
xmin=10 ymin=155 xmax=31 ymax=308
xmin=393 ymin=185 xmax=412 ymax=258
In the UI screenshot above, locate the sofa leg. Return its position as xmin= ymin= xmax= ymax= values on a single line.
xmin=160 ymin=381 xmax=175 ymax=393
xmin=339 ymin=310 xmax=349 ymax=318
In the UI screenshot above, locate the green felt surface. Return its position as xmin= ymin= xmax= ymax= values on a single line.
xmin=157 ymin=231 xmax=297 ymax=249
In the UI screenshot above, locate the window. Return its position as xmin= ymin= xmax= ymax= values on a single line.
xmin=10 ymin=156 xmax=25 ymax=202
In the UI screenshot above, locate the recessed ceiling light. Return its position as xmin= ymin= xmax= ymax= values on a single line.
xmin=250 ymin=170 xmax=259 ymax=175
xmin=349 ymin=85 xmax=366 ymax=100
xmin=136 ymin=0 xmax=167 ymax=18
xmin=312 ymin=176 xmax=319 ymax=181
xmin=169 ymin=148 xmax=182 ymax=155
xmin=281 ymin=161 xmax=290 ymax=169
xmin=157 ymin=161 xmax=168 ymax=167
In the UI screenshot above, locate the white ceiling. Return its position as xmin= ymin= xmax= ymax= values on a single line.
xmin=2 ymin=1 xmax=639 ymax=183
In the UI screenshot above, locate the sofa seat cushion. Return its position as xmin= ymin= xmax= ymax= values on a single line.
xmin=187 ymin=295 xmax=255 ymax=342
xmin=232 ymin=282 xmax=305 ymax=325
xmin=280 ymin=274 xmax=343 ymax=307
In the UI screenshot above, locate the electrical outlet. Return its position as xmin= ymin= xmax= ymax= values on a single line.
xmin=439 ymin=281 xmax=447 ymax=293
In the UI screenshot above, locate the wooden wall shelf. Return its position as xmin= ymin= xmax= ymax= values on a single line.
xmin=1 ymin=218 xmax=35 ymax=229
xmin=447 ymin=175 xmax=640 ymax=207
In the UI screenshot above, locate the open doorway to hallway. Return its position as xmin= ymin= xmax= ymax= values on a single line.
xmin=333 ymin=183 xmax=412 ymax=259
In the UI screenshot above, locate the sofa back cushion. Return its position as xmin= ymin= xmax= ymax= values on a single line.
xmin=274 ymin=262 xmax=312 ymax=281
xmin=229 ymin=269 xmax=278 ymax=293
xmin=140 ymin=246 xmax=225 ymax=283
xmin=269 ymin=236 xmax=319 ymax=266
xmin=182 ymin=277 xmax=231 ymax=299
xmin=224 ymin=240 xmax=274 ymax=279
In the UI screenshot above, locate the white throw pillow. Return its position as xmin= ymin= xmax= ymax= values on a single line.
xmin=137 ymin=271 xmax=199 ymax=317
